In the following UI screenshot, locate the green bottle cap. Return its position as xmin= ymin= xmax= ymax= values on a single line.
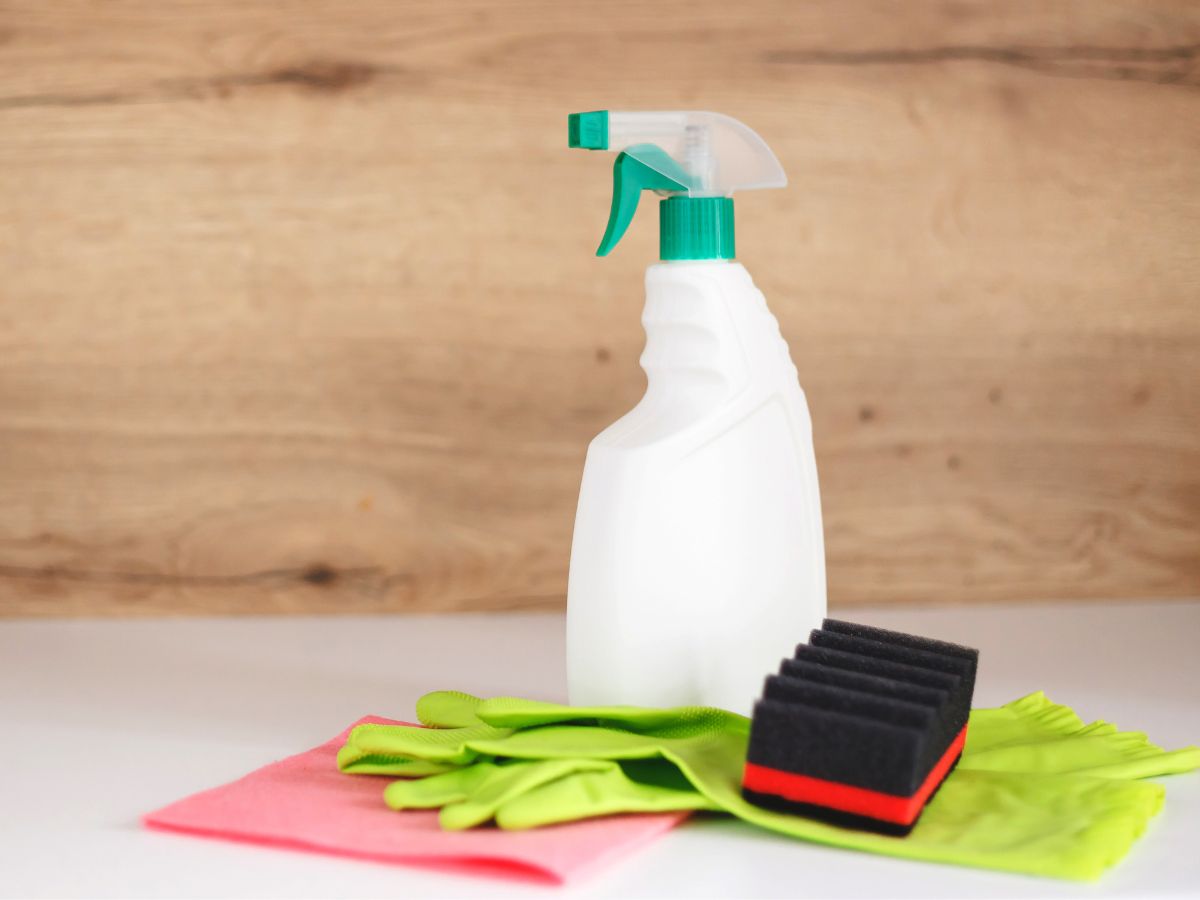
xmin=659 ymin=197 xmax=735 ymax=261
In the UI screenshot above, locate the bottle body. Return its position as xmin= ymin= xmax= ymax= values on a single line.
xmin=566 ymin=260 xmax=826 ymax=716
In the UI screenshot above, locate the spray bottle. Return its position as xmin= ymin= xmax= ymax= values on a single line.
xmin=565 ymin=111 xmax=826 ymax=715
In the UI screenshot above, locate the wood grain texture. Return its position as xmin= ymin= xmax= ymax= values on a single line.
xmin=1 ymin=1 xmax=1197 ymax=617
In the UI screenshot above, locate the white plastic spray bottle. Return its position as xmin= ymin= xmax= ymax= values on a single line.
xmin=565 ymin=111 xmax=827 ymax=716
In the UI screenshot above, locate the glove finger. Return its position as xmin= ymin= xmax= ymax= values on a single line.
xmin=463 ymin=724 xmax=667 ymax=760
xmin=336 ymin=750 xmax=462 ymax=777
xmin=338 ymin=720 xmax=513 ymax=771
xmin=384 ymin=761 xmax=502 ymax=810
xmin=416 ymin=691 xmax=486 ymax=728
xmin=476 ymin=697 xmax=748 ymax=737
xmin=494 ymin=763 xmax=721 ymax=830
xmin=438 ymin=758 xmax=615 ymax=831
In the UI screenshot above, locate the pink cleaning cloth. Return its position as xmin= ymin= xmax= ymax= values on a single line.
xmin=144 ymin=716 xmax=685 ymax=885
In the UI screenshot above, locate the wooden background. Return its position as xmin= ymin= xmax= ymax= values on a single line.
xmin=1 ymin=1 xmax=1198 ymax=617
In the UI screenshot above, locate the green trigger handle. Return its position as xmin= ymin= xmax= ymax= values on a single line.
xmin=596 ymin=145 xmax=691 ymax=256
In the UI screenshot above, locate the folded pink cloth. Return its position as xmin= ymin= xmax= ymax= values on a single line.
xmin=144 ymin=716 xmax=685 ymax=885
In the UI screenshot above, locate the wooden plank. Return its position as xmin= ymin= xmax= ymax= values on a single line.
xmin=1 ymin=1 xmax=1198 ymax=616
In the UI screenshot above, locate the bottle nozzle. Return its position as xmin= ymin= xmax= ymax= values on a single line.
xmin=568 ymin=111 xmax=609 ymax=150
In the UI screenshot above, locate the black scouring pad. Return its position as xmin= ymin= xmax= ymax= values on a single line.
xmin=742 ymin=619 xmax=979 ymax=835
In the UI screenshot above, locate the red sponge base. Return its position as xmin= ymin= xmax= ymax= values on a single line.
xmin=742 ymin=725 xmax=968 ymax=835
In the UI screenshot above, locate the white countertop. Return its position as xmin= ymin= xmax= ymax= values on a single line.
xmin=1 ymin=600 xmax=1197 ymax=899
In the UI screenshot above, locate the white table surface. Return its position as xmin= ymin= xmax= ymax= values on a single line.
xmin=1 ymin=600 xmax=1197 ymax=899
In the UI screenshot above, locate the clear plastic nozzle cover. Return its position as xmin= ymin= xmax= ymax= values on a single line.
xmin=605 ymin=111 xmax=786 ymax=197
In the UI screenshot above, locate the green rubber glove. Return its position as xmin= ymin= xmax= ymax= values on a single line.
xmin=339 ymin=691 xmax=725 ymax=829
xmin=341 ymin=691 xmax=1200 ymax=881
xmin=384 ymin=757 xmax=720 ymax=829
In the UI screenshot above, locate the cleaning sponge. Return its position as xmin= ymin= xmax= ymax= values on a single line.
xmin=742 ymin=619 xmax=979 ymax=835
